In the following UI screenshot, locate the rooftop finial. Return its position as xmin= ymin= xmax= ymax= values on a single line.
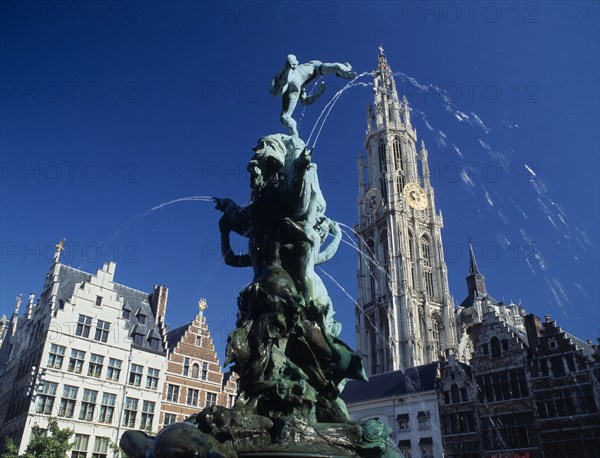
xmin=378 ymin=44 xmax=385 ymax=55
xmin=198 ymin=298 xmax=207 ymax=312
xmin=54 ymin=238 xmax=66 ymax=263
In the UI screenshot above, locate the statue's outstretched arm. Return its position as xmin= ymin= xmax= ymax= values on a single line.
xmin=318 ymin=62 xmax=356 ymax=80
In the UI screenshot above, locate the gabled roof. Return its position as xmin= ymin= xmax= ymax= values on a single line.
xmin=458 ymin=290 xmax=501 ymax=309
xmin=56 ymin=264 xmax=165 ymax=355
xmin=341 ymin=362 xmax=439 ymax=405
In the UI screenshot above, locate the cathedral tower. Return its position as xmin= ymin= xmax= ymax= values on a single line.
xmin=355 ymin=48 xmax=457 ymax=374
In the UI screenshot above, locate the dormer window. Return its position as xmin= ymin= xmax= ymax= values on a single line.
xmin=137 ymin=313 xmax=146 ymax=324
xmin=122 ymin=309 xmax=130 ymax=319
xmin=132 ymin=333 xmax=143 ymax=346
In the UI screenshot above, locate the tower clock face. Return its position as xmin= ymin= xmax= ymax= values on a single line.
xmin=404 ymin=183 xmax=428 ymax=210
xmin=363 ymin=187 xmax=381 ymax=216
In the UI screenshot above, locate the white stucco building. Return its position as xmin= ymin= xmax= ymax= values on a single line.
xmin=341 ymin=363 xmax=443 ymax=458
xmin=0 ymin=247 xmax=169 ymax=456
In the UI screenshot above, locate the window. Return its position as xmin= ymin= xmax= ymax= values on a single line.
xmin=191 ymin=363 xmax=200 ymax=379
xmin=393 ymin=139 xmax=402 ymax=171
xmin=502 ymin=339 xmax=509 ymax=351
xmin=71 ymin=434 xmax=89 ymax=458
xmin=36 ymin=381 xmax=58 ymax=415
xmin=420 ymin=445 xmax=434 ymax=458
xmin=227 ymin=394 xmax=235 ymax=408
xmin=140 ymin=401 xmax=155 ymax=431
xmin=94 ymin=320 xmax=110 ymax=343
xmin=95 ymin=296 xmax=102 ymax=307
xmin=451 ymin=384 xmax=460 ymax=403
xmin=540 ymin=358 xmax=549 ymax=376
xmin=398 ymin=442 xmax=411 ymax=458
xmin=167 ymin=384 xmax=180 ymax=403
xmin=132 ymin=333 xmax=144 ymax=346
xmin=187 ymin=388 xmax=199 ymax=406
xmin=149 ymin=337 xmax=161 ymax=350
xmin=106 ymin=358 xmax=122 ymax=381
xmin=396 ymin=413 xmax=409 ymax=430
xmin=98 ymin=393 xmax=116 ymax=424
xmin=195 ymin=335 xmax=202 ymax=346
xmin=79 ymin=389 xmax=98 ymax=421
xmin=129 ymin=364 xmax=143 ymax=386
xmin=548 ymin=339 xmax=557 ymax=350
xmin=421 ymin=237 xmax=432 ymax=267
xmin=408 ymin=231 xmax=415 ymax=288
xmin=550 ymin=356 xmax=565 ymax=377
xmin=68 ymin=349 xmax=85 ymax=373
xmin=201 ymin=361 xmax=209 ymax=381
xmin=122 ymin=309 xmax=130 ymax=319
xmin=417 ymin=411 xmax=431 ymax=429
xmin=123 ymin=397 xmax=138 ymax=428
xmin=482 ymin=343 xmax=489 ymax=355
xmin=206 ymin=392 xmax=217 ymax=407
xmin=92 ymin=436 xmax=109 ymax=458
xmin=76 ymin=315 xmax=92 ymax=338
xmin=378 ymin=139 xmax=387 ymax=174
xmin=424 ymin=270 xmax=434 ymax=297
xmin=443 ymin=391 xmax=450 ymax=405
xmin=58 ymin=385 xmax=79 ymax=418
xmin=146 ymin=367 xmax=160 ymax=390
xmin=565 ymin=353 xmax=576 ymax=372
xmin=367 ymin=239 xmax=376 ymax=301
xmin=163 ymin=413 xmax=177 ymax=427
xmin=183 ymin=357 xmax=190 ymax=376
xmin=47 ymin=344 xmax=66 ymax=369
xmin=460 ymin=387 xmax=468 ymax=402
xmin=88 ymin=354 xmax=104 ymax=378
xmin=137 ymin=313 xmax=146 ymax=324
xmin=491 ymin=337 xmax=501 ymax=357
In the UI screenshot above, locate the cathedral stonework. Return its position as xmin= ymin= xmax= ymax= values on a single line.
xmin=356 ymin=49 xmax=457 ymax=374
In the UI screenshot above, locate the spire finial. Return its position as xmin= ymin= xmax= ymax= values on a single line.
xmin=467 ymin=238 xmax=481 ymax=275
xmin=14 ymin=295 xmax=22 ymax=314
xmin=378 ymin=44 xmax=385 ymax=55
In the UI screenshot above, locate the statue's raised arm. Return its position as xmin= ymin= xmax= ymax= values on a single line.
xmin=271 ymin=54 xmax=356 ymax=137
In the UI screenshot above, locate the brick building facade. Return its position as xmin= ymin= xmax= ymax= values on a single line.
xmin=160 ymin=302 xmax=237 ymax=429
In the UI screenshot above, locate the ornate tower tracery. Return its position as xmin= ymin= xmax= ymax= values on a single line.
xmin=355 ymin=48 xmax=457 ymax=374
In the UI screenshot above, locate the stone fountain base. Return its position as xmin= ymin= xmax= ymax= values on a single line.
xmin=120 ymin=406 xmax=402 ymax=458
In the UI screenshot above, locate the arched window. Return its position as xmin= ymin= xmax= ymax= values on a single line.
xmin=491 ymin=337 xmax=501 ymax=357
xmin=451 ymin=384 xmax=460 ymax=404
xmin=380 ymin=230 xmax=389 ymax=276
xmin=191 ymin=363 xmax=199 ymax=379
xmin=407 ymin=231 xmax=415 ymax=288
xmin=367 ymin=239 xmax=376 ymax=302
xmin=378 ymin=140 xmax=387 ymax=174
xmin=421 ymin=236 xmax=432 ymax=267
xmin=393 ymin=139 xmax=402 ymax=171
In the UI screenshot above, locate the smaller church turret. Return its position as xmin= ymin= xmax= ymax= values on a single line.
xmin=466 ymin=243 xmax=487 ymax=296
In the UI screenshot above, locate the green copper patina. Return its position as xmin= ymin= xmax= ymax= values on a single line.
xmin=121 ymin=55 xmax=402 ymax=458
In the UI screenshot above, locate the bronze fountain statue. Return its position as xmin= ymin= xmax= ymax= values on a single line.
xmin=120 ymin=54 xmax=401 ymax=458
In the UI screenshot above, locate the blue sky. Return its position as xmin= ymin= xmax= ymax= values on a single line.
xmin=1 ymin=1 xmax=598 ymax=362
